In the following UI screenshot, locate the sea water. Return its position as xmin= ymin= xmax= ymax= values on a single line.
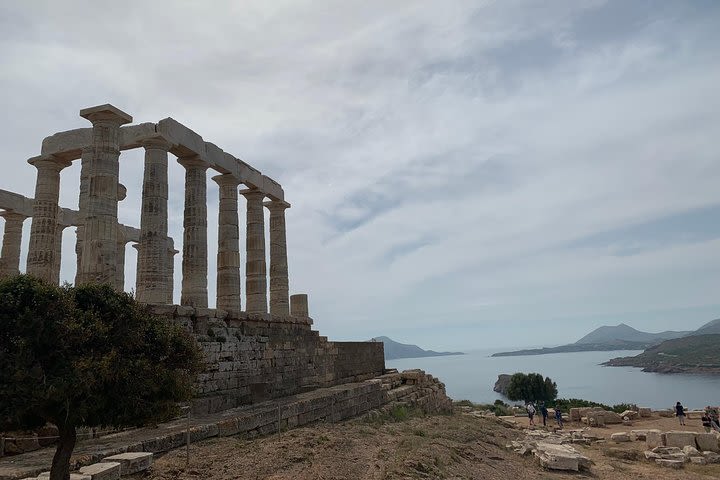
xmin=387 ymin=349 xmax=720 ymax=410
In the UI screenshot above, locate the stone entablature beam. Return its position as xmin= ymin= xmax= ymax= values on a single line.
xmin=242 ymin=189 xmax=268 ymax=314
xmin=264 ymin=200 xmax=291 ymax=316
xmin=179 ymin=155 xmax=209 ymax=308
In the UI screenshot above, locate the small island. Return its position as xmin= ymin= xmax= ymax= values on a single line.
xmin=370 ymin=336 xmax=464 ymax=360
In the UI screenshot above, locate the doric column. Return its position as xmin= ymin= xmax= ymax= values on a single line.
xmin=264 ymin=200 xmax=290 ymax=315
xmin=136 ymin=136 xmax=171 ymax=303
xmin=74 ymin=146 xmax=92 ymax=285
xmin=115 ymin=225 xmax=128 ymax=291
xmin=213 ymin=174 xmax=241 ymax=312
xmin=26 ymin=155 xmax=71 ymax=283
xmin=242 ymin=189 xmax=267 ymax=314
xmin=166 ymin=237 xmax=178 ymax=304
xmin=51 ymin=223 xmax=69 ymax=284
xmin=77 ymin=104 xmax=132 ymax=286
xmin=290 ymin=293 xmax=309 ymax=317
xmin=178 ymin=155 xmax=209 ymax=307
xmin=0 ymin=211 xmax=27 ymax=278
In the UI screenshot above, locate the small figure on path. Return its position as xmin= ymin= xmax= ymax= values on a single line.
xmin=554 ymin=405 xmax=563 ymax=428
xmin=539 ymin=402 xmax=548 ymax=427
xmin=526 ymin=403 xmax=536 ymax=426
xmin=701 ymin=410 xmax=713 ymax=433
xmin=675 ymin=401 xmax=686 ymax=426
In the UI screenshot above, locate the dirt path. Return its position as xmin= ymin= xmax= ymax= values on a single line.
xmin=132 ymin=411 xmax=720 ymax=480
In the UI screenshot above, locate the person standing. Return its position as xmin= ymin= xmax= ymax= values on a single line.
xmin=675 ymin=401 xmax=686 ymax=426
xmin=540 ymin=402 xmax=549 ymax=427
xmin=526 ymin=403 xmax=536 ymax=426
xmin=554 ymin=405 xmax=564 ymax=428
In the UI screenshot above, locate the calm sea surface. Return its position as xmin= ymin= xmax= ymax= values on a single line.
xmin=387 ymin=349 xmax=720 ymax=410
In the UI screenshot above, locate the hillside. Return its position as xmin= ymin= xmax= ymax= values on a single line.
xmin=603 ymin=334 xmax=720 ymax=374
xmin=574 ymin=323 xmax=689 ymax=345
xmin=692 ymin=318 xmax=720 ymax=335
xmin=370 ymin=336 xmax=463 ymax=360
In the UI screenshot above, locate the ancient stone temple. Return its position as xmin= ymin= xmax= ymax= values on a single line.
xmin=0 ymin=104 xmax=388 ymax=413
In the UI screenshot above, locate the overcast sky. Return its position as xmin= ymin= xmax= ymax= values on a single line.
xmin=1 ymin=0 xmax=719 ymax=350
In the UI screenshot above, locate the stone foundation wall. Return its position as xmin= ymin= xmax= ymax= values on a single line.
xmin=148 ymin=305 xmax=385 ymax=415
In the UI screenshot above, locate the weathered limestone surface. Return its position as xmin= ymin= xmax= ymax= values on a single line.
xmin=179 ymin=156 xmax=209 ymax=308
xmin=213 ymin=174 xmax=241 ymax=312
xmin=290 ymin=293 xmax=309 ymax=317
xmin=136 ymin=137 xmax=171 ymax=303
xmin=26 ymin=156 xmax=71 ymax=282
xmin=77 ymin=105 xmax=132 ymax=286
xmin=102 ymin=452 xmax=153 ymax=475
xmin=242 ymin=190 xmax=267 ymax=314
xmin=266 ymin=200 xmax=290 ymax=315
xmin=696 ymin=432 xmax=720 ymax=452
xmin=0 ymin=211 xmax=27 ymax=277
xmin=78 ymin=462 xmax=120 ymax=480
xmin=665 ymin=431 xmax=697 ymax=448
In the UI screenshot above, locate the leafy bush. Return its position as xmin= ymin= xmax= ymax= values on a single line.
xmin=506 ymin=373 xmax=558 ymax=403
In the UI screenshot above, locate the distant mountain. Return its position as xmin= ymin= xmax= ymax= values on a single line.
xmin=491 ymin=319 xmax=716 ymax=358
xmin=574 ymin=323 xmax=689 ymax=345
xmin=603 ymin=334 xmax=720 ymax=375
xmin=370 ymin=336 xmax=464 ymax=360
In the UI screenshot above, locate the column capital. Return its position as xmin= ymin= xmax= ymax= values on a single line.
xmin=80 ymin=104 xmax=133 ymax=126
xmin=211 ymin=173 xmax=242 ymax=187
xmin=0 ymin=210 xmax=28 ymax=221
xmin=27 ymin=155 xmax=72 ymax=171
xmin=263 ymin=200 xmax=291 ymax=211
xmin=240 ymin=188 xmax=266 ymax=200
xmin=139 ymin=134 xmax=173 ymax=151
xmin=177 ymin=155 xmax=209 ymax=170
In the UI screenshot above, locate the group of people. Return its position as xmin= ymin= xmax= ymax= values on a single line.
xmin=674 ymin=401 xmax=720 ymax=432
xmin=525 ymin=401 xmax=563 ymax=428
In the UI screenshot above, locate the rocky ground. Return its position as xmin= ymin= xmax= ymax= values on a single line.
xmin=129 ymin=409 xmax=720 ymax=480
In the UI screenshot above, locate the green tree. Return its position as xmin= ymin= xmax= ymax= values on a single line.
xmin=0 ymin=276 xmax=202 ymax=480
xmin=506 ymin=372 xmax=558 ymax=403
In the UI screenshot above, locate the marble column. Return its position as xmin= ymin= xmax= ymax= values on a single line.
xmin=0 ymin=211 xmax=27 ymax=278
xmin=264 ymin=200 xmax=290 ymax=315
xmin=51 ymin=223 xmax=69 ymax=284
xmin=136 ymin=137 xmax=171 ymax=303
xmin=290 ymin=293 xmax=309 ymax=317
xmin=77 ymin=104 xmax=132 ymax=286
xmin=26 ymin=155 xmax=71 ymax=283
xmin=74 ymin=146 xmax=92 ymax=285
xmin=178 ymin=155 xmax=209 ymax=307
xmin=242 ymin=189 xmax=267 ymax=314
xmin=166 ymin=237 xmax=178 ymax=304
xmin=213 ymin=174 xmax=241 ymax=312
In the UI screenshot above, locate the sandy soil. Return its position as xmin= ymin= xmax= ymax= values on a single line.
xmin=130 ymin=410 xmax=720 ymax=480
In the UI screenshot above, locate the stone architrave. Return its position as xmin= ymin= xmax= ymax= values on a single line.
xmin=0 ymin=211 xmax=27 ymax=278
xmin=136 ymin=136 xmax=171 ymax=303
xmin=26 ymin=155 xmax=71 ymax=283
xmin=77 ymin=104 xmax=133 ymax=286
xmin=178 ymin=155 xmax=209 ymax=308
xmin=241 ymin=189 xmax=267 ymax=314
xmin=213 ymin=174 xmax=241 ymax=312
xmin=264 ymin=200 xmax=290 ymax=315
xmin=290 ymin=293 xmax=309 ymax=317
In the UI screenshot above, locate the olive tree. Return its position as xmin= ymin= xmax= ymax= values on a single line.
xmin=0 ymin=275 xmax=202 ymax=480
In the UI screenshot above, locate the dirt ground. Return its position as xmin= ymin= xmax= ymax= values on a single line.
xmin=130 ymin=410 xmax=720 ymax=480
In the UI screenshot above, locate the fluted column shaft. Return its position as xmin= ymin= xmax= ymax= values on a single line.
xmin=74 ymin=146 xmax=92 ymax=284
xmin=26 ymin=156 xmax=70 ymax=283
xmin=116 ymin=237 xmax=126 ymax=291
xmin=179 ymin=156 xmax=209 ymax=307
xmin=0 ymin=212 xmax=27 ymax=278
xmin=78 ymin=106 xmax=131 ymax=286
xmin=213 ymin=174 xmax=241 ymax=312
xmin=51 ymin=223 xmax=68 ymax=284
xmin=265 ymin=201 xmax=290 ymax=315
xmin=242 ymin=190 xmax=267 ymax=314
xmin=136 ymin=138 xmax=170 ymax=303
xmin=166 ymin=238 xmax=178 ymax=304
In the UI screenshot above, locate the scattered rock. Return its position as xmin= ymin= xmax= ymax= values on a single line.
xmin=610 ymin=432 xmax=630 ymax=443
xmin=630 ymin=429 xmax=648 ymax=441
xmin=655 ymin=458 xmax=684 ymax=469
xmin=103 ymin=452 xmax=153 ymax=475
xmin=690 ymin=456 xmax=707 ymax=465
xmin=645 ymin=430 xmax=665 ymax=449
xmin=696 ymin=432 xmax=720 ymax=452
xmin=534 ymin=442 xmax=591 ymax=471
xmin=665 ymin=431 xmax=697 ymax=448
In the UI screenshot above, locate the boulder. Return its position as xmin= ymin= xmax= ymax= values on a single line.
xmin=620 ymin=410 xmax=638 ymax=420
xmin=655 ymin=459 xmax=684 ymax=469
xmin=703 ymin=451 xmax=720 ymax=463
xmin=638 ymin=407 xmax=652 ymax=418
xmin=630 ymin=430 xmax=648 ymax=441
xmin=644 ymin=451 xmax=661 ymax=460
xmin=610 ymin=432 xmax=630 ymax=443
xmin=683 ymin=445 xmax=700 ymax=456
xmin=690 ymin=456 xmax=707 ymax=465
xmin=695 ymin=432 xmax=720 ymax=452
xmin=103 ymin=452 xmax=153 ymax=475
xmin=534 ymin=442 xmax=591 ymax=471
xmin=646 ymin=430 xmax=665 ymax=449
xmin=665 ymin=431 xmax=697 ymax=448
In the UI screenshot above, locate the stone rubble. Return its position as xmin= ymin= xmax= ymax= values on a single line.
xmin=506 ymin=429 xmax=595 ymax=471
